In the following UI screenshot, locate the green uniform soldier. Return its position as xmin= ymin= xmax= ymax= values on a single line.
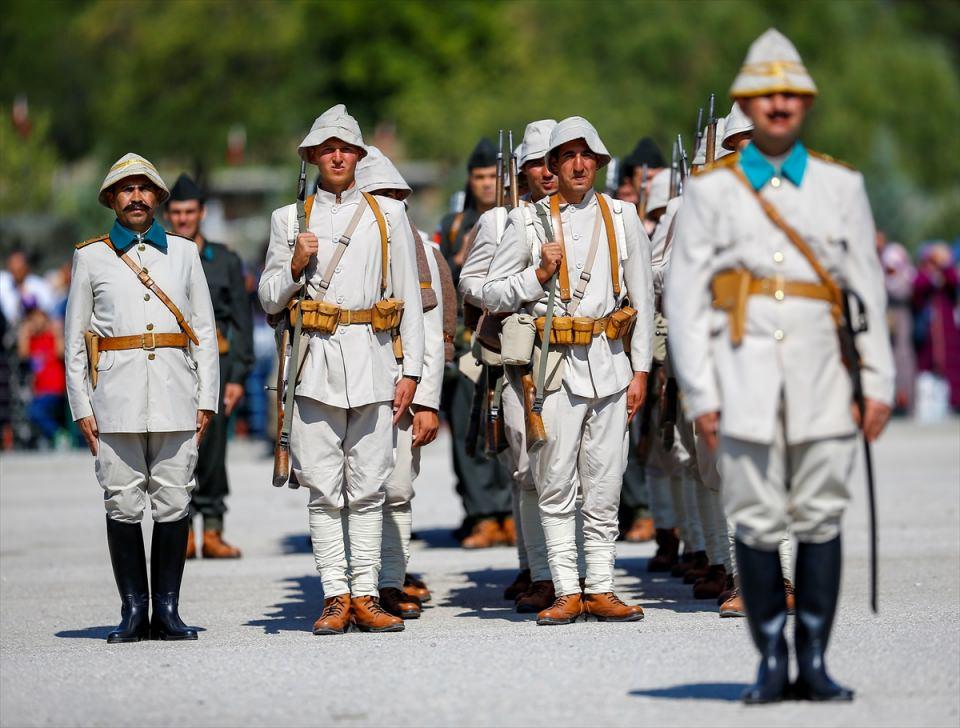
xmin=166 ymin=174 xmax=254 ymax=559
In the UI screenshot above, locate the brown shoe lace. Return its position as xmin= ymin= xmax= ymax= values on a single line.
xmin=360 ymin=597 xmax=392 ymax=617
xmin=603 ymin=593 xmax=630 ymax=607
xmin=551 ymin=594 xmax=577 ymax=610
xmin=321 ymin=598 xmax=347 ymax=620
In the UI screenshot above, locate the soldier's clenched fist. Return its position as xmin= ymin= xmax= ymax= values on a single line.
xmin=536 ymin=242 xmax=563 ymax=284
xmin=291 ymin=232 xmax=319 ymax=280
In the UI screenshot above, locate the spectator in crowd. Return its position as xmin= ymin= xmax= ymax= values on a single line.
xmin=16 ymin=300 xmax=66 ymax=447
xmin=0 ymin=250 xmax=55 ymax=326
xmin=882 ymin=242 xmax=916 ymax=414
xmin=913 ymin=242 xmax=960 ymax=410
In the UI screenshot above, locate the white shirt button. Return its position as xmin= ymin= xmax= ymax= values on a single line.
xmin=770 ymin=176 xmax=782 ymax=188
xmin=138 ymin=244 xmax=146 ymax=252
xmin=332 ymin=206 xmax=339 ymax=214
xmin=774 ymin=290 xmax=785 ymax=301
xmin=774 ymin=329 xmax=785 ymax=341
xmin=572 ymin=233 xmax=581 ymax=241
xmin=576 ymin=262 xmax=583 ymax=269
xmin=335 ymin=266 xmax=342 ymax=274
xmin=773 ymin=251 xmax=784 ymax=264
xmin=336 ymin=296 xmax=344 ymax=304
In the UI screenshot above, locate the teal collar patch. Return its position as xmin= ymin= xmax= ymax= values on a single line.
xmin=110 ymin=219 xmax=167 ymax=253
xmin=739 ymin=141 xmax=807 ymax=190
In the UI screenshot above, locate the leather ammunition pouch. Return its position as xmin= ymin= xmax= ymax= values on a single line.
xmin=605 ymin=306 xmax=637 ymax=341
xmin=290 ymin=298 xmax=404 ymax=334
xmin=500 ymin=313 xmax=536 ymax=365
xmin=711 ymin=268 xmax=835 ymax=346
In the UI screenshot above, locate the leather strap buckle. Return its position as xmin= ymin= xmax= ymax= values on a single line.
xmin=141 ymin=332 xmax=157 ymax=350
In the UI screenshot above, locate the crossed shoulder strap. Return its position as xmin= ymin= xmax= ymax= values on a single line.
xmin=99 ymin=238 xmax=200 ymax=345
xmin=547 ymin=193 xmax=622 ymax=305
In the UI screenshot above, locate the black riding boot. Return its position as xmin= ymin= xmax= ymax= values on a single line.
xmin=105 ymin=517 xmax=150 ymax=643
xmin=792 ymin=536 xmax=854 ymax=701
xmin=150 ymin=516 xmax=198 ymax=640
xmin=735 ymin=539 xmax=790 ymax=704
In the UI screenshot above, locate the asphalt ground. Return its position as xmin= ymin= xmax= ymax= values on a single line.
xmin=1 ymin=419 xmax=958 ymax=727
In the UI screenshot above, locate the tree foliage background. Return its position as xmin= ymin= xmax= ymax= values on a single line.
xmin=1 ymin=0 xmax=958 ymax=245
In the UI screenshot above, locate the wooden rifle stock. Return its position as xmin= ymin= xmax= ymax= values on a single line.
xmin=484 ymin=367 xmax=507 ymax=456
xmin=465 ymin=372 xmax=485 ymax=458
xmin=271 ymin=325 xmax=290 ymax=487
xmin=522 ymin=373 xmax=546 ymax=453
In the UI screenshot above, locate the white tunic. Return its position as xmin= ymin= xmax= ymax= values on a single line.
xmin=258 ymin=185 xmax=424 ymax=409
xmin=413 ymin=236 xmax=444 ymax=411
xmin=482 ymin=189 xmax=654 ymax=399
xmin=64 ymin=233 xmax=219 ymax=433
xmin=665 ymin=153 xmax=895 ymax=444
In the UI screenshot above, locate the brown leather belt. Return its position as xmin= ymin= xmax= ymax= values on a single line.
xmin=337 ymin=308 xmax=373 ymax=325
xmin=97 ymin=332 xmax=189 ymax=351
xmin=748 ymin=276 xmax=834 ymax=303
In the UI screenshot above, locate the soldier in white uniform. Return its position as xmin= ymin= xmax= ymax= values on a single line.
xmin=460 ymin=119 xmax=564 ymax=614
xmin=258 ymin=105 xmax=425 ymax=635
xmin=64 ymin=154 xmax=219 ymax=643
xmin=484 ymin=117 xmax=654 ymax=625
xmin=355 ymin=146 xmax=445 ymax=620
xmin=667 ymin=29 xmax=894 ymax=702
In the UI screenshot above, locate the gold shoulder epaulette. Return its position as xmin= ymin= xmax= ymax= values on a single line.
xmin=75 ymin=234 xmax=109 ymax=250
xmin=692 ymin=153 xmax=740 ymax=177
xmin=808 ymin=150 xmax=856 ymax=171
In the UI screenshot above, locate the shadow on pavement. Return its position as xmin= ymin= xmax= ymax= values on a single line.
xmin=55 ymin=625 xmax=114 ymax=640
xmin=244 ymin=574 xmax=323 ymax=634
xmin=629 ymin=683 xmax=747 ymax=701
xmin=444 ymin=567 xmax=532 ymax=622
xmin=615 ymin=556 xmax=719 ymax=614
xmin=410 ymin=527 xmax=461 ymax=549
xmin=278 ymin=533 xmax=313 ymax=555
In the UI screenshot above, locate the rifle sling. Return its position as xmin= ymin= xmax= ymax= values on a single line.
xmin=102 ymin=238 xmax=199 ymax=345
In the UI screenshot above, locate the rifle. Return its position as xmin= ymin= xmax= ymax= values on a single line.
xmin=508 ymin=130 xmax=520 ymax=209
xmin=522 ymin=372 xmax=546 ymax=451
xmin=705 ymin=93 xmax=718 ymax=165
xmin=527 ymin=209 xmax=559 ymax=454
xmin=668 ymin=141 xmax=679 ymax=199
xmin=484 ymin=365 xmax=508 ymax=456
xmin=676 ymin=134 xmax=689 ymax=195
xmin=660 ymin=374 xmax=678 ymax=451
xmin=272 ymin=160 xmax=309 ymax=488
xmin=839 ymin=288 xmax=879 ymax=613
xmin=495 ymin=128 xmax=505 ymax=209
xmin=637 ymin=164 xmax=649 ymax=222
xmin=693 ymin=107 xmax=704 ymax=170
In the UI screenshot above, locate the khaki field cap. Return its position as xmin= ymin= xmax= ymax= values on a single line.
xmin=298 ymin=103 xmax=367 ymax=161
xmin=98 ymin=153 xmax=169 ymax=208
xmin=356 ymin=145 xmax=411 ymax=199
xmin=518 ymin=119 xmax=558 ymax=168
xmin=645 ymin=170 xmax=671 ymax=214
xmin=547 ymin=116 xmax=611 ymax=169
xmin=729 ymin=28 xmax=818 ymax=99
xmin=722 ymin=103 xmax=754 ymax=150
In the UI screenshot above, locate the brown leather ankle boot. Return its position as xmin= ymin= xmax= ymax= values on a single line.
xmin=516 ymin=580 xmax=555 ymax=614
xmin=693 ymin=564 xmax=728 ymax=599
xmin=501 ymin=516 xmax=517 ymax=546
xmin=536 ymin=593 xmax=582 ymax=626
xmin=504 ymin=569 xmax=532 ymax=600
xmin=313 ymin=594 xmax=351 ymax=635
xmin=647 ymin=529 xmax=680 ymax=572
xmin=683 ymin=551 xmax=711 ymax=583
xmin=379 ymin=587 xmax=421 ymax=619
xmin=351 ymin=596 xmax=405 ymax=632
xmin=462 ymin=518 xmax=507 ymax=549
xmin=185 ymin=529 xmax=196 ymax=560
xmin=201 ymin=530 xmax=242 ymax=559
xmin=719 ymin=588 xmax=745 ymax=618
xmin=404 ymin=573 xmax=431 ymax=603
xmin=625 ymin=517 xmax=655 ymax=543
xmin=581 ymin=592 xmax=645 ymax=622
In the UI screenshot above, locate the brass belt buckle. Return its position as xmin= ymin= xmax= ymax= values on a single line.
xmin=773 ymin=273 xmax=786 ymax=302
xmin=142 ymin=332 xmax=157 ymax=350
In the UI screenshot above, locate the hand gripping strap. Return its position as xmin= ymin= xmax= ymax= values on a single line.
xmin=549 ymin=194 xmax=572 ymax=302
xmin=101 ymin=238 xmax=199 ymax=345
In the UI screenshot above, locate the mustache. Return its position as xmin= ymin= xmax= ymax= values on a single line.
xmin=123 ymin=202 xmax=151 ymax=213
xmin=768 ymin=111 xmax=792 ymax=119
